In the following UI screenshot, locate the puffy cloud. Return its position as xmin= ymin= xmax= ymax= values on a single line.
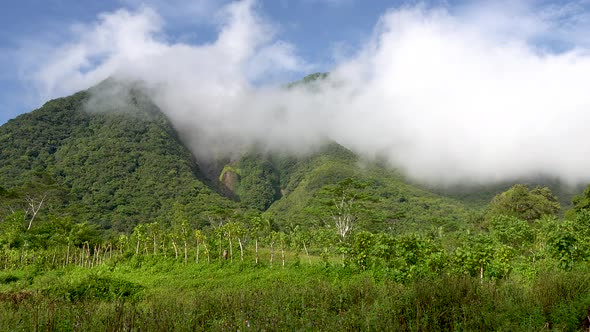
xmin=25 ymin=7 xmax=163 ymax=101
xmin=22 ymin=0 xmax=590 ymax=185
xmin=323 ymin=5 xmax=590 ymax=184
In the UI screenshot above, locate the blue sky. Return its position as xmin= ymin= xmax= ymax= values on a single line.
xmin=0 ymin=0 xmax=417 ymax=125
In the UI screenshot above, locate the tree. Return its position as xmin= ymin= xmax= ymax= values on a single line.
xmin=540 ymin=214 xmax=590 ymax=270
xmin=250 ymin=215 xmax=264 ymax=265
xmin=0 ymin=211 xmax=25 ymax=250
xmin=224 ymin=222 xmax=246 ymax=263
xmin=489 ymin=215 xmax=533 ymax=249
xmin=278 ymin=232 xmax=287 ymax=267
xmin=546 ymin=220 xmax=587 ymax=270
xmin=132 ymin=224 xmax=146 ymax=255
xmin=317 ymin=178 xmax=369 ymax=242
xmin=194 ymin=229 xmax=208 ymax=263
xmin=24 ymin=193 xmax=46 ymax=231
xmin=213 ymin=222 xmax=225 ymax=261
xmin=351 ymin=231 xmax=375 ymax=270
xmin=171 ymin=203 xmax=192 ymax=263
xmin=312 ymin=227 xmax=337 ymax=265
xmin=453 ymin=233 xmax=515 ymax=280
xmin=487 ymin=184 xmax=560 ymax=222
xmin=117 ymin=234 xmax=130 ymax=254
xmin=146 ymin=222 xmax=161 ymax=255
xmin=268 ymin=231 xmax=279 ymax=267
xmin=290 ymin=225 xmax=312 ymax=264
xmin=50 ymin=216 xmax=75 ymax=265
xmin=571 ymin=184 xmax=590 ymax=213
xmin=453 ymin=234 xmax=495 ymax=280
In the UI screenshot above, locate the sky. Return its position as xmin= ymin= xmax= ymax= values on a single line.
xmin=3 ymin=0 xmax=590 ymax=185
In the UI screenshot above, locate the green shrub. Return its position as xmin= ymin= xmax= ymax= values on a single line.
xmin=45 ymin=274 xmax=143 ymax=302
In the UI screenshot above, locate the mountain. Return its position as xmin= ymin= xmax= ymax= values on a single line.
xmin=0 ymin=82 xmax=235 ymax=232
xmin=2 ymin=77 xmax=550 ymax=235
xmin=253 ymin=144 xmax=475 ymax=234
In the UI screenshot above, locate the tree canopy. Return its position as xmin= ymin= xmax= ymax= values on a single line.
xmin=487 ymin=184 xmax=560 ymax=222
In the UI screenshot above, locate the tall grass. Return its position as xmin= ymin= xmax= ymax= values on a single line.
xmin=0 ymin=260 xmax=589 ymax=331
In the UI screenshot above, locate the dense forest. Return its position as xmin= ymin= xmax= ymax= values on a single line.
xmin=1 ymin=79 xmax=590 ymax=330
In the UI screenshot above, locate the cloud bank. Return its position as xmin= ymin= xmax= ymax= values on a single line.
xmin=22 ymin=0 xmax=590 ymax=185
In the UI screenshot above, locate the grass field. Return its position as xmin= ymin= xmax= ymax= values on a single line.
xmin=0 ymin=253 xmax=589 ymax=331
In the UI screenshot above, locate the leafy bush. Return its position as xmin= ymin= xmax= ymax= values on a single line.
xmin=46 ymin=274 xmax=143 ymax=302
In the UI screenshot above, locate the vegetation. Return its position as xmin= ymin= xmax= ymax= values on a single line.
xmin=0 ymin=192 xmax=590 ymax=330
xmin=0 ymin=84 xmax=235 ymax=233
xmin=1 ymin=80 xmax=590 ymax=330
xmin=487 ymin=184 xmax=561 ymax=222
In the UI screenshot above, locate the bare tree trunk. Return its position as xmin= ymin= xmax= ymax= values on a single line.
xmin=184 ymin=240 xmax=188 ymax=264
xmin=171 ymin=240 xmax=179 ymax=260
xmin=303 ymin=241 xmax=311 ymax=264
xmin=66 ymin=243 xmax=70 ymax=266
xmin=92 ymin=245 xmax=97 ymax=267
xmin=228 ymin=237 xmax=233 ymax=263
xmin=102 ymin=244 xmax=108 ymax=262
xmin=204 ymin=244 xmax=210 ymax=263
xmin=238 ymin=238 xmax=244 ymax=262
xmin=218 ymin=235 xmax=222 ymax=261
xmin=87 ymin=243 xmax=91 ymax=267
xmin=196 ymin=244 xmax=200 ymax=264
xmin=480 ymin=264 xmax=484 ymax=282
xmin=270 ymin=242 xmax=274 ymax=267
xmin=282 ymin=247 xmax=285 ymax=268
xmin=135 ymin=240 xmax=140 ymax=256
xmin=153 ymin=236 xmax=157 ymax=255
xmin=97 ymin=245 xmax=101 ymax=265
xmin=25 ymin=194 xmax=46 ymax=231
xmin=255 ymin=239 xmax=259 ymax=265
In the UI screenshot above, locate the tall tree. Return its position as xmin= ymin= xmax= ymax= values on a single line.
xmin=317 ymin=178 xmax=369 ymax=241
xmin=487 ymin=184 xmax=560 ymax=222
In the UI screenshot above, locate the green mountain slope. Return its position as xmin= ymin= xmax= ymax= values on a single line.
xmin=213 ymin=143 xmax=475 ymax=234
xmin=0 ymin=84 xmax=235 ymax=232
xmin=261 ymin=144 xmax=475 ymax=234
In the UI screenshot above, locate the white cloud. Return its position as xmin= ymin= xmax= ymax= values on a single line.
xmin=324 ymin=5 xmax=590 ymax=184
xmin=24 ymin=7 xmax=163 ymax=101
xmin=21 ymin=0 xmax=590 ymax=185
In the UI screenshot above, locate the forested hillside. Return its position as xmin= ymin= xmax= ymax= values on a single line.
xmin=0 ymin=83 xmax=235 ymax=232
